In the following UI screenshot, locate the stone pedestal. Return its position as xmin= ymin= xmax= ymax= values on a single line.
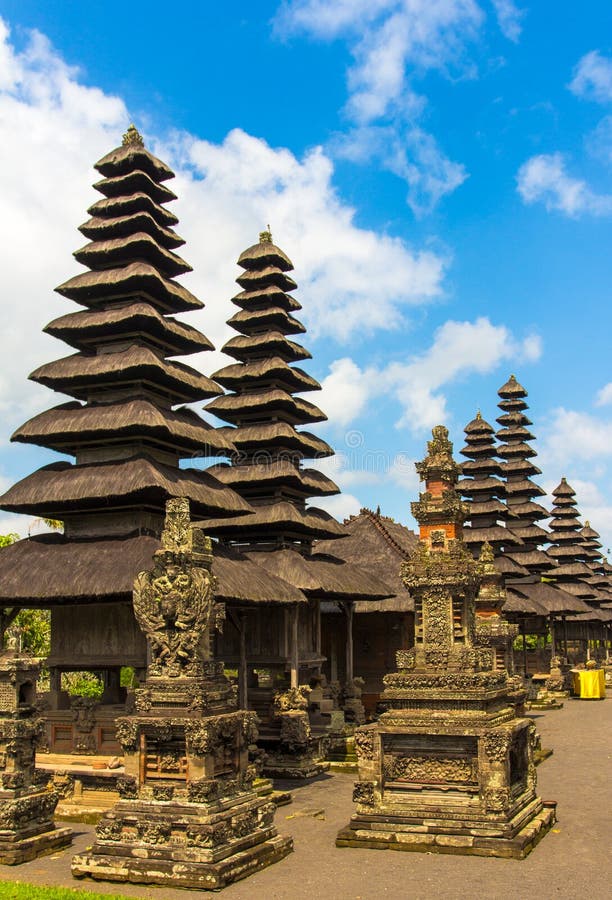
xmin=262 ymin=687 xmax=329 ymax=779
xmin=72 ymin=674 xmax=291 ymax=889
xmin=0 ymin=654 xmax=72 ymax=864
xmin=337 ymin=661 xmax=556 ymax=859
xmin=72 ymin=498 xmax=292 ymax=889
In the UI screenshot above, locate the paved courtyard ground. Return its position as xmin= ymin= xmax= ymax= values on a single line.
xmin=0 ymin=695 xmax=609 ymax=900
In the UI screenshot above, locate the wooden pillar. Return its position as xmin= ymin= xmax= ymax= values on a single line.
xmin=549 ymin=617 xmax=556 ymax=659
xmin=521 ymin=620 xmax=528 ymax=677
xmin=315 ymin=599 xmax=321 ymax=655
xmin=290 ymin=605 xmax=299 ymax=688
xmin=562 ymin=615 xmax=568 ymax=657
xmin=330 ymin=623 xmax=338 ymax=682
xmin=0 ymin=608 xmax=18 ymax=650
xmin=238 ymin=612 xmax=248 ymax=710
xmin=343 ymin=601 xmax=355 ymax=686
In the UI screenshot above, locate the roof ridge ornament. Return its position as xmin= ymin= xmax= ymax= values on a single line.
xmin=122 ymin=123 xmax=144 ymax=148
xmin=259 ymin=226 xmax=273 ymax=244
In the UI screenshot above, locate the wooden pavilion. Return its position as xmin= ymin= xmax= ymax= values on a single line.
xmin=317 ymin=508 xmax=417 ymax=709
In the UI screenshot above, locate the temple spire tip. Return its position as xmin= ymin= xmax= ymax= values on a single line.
xmin=122 ymin=123 xmax=144 ymax=148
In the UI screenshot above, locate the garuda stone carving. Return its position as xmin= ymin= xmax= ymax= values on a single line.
xmin=133 ymin=498 xmax=220 ymax=678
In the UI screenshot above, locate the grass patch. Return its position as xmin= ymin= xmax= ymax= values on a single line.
xmin=0 ymin=883 xmax=134 ymax=900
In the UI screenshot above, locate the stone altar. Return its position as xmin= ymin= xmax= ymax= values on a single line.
xmin=72 ymin=498 xmax=292 ymax=890
xmin=337 ymin=426 xmax=556 ymax=859
xmin=0 ymin=653 xmax=72 ymax=864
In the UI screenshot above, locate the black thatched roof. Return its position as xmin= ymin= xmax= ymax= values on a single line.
xmin=13 ymin=399 xmax=233 ymax=456
xmin=245 ymin=548 xmax=393 ymax=601
xmin=202 ymin=231 xmax=348 ymax=551
xmin=317 ymin=508 xmax=417 ymax=611
xmin=0 ymin=457 xmax=252 ymax=519
xmin=206 ymin=389 xmax=326 ymax=426
xmin=227 ymin=306 xmax=305 ymax=336
xmin=56 ymin=262 xmax=202 ymax=314
xmin=207 ymin=461 xmax=339 ymax=497
xmin=0 ymin=533 xmax=305 ymax=607
xmin=198 ymin=501 xmax=347 ymax=541
xmin=31 ymin=345 xmax=221 ymax=404
xmin=45 ymin=303 xmax=213 ymax=355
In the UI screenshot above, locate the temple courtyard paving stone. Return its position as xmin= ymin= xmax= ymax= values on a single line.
xmin=0 ymin=694 xmax=609 ymax=900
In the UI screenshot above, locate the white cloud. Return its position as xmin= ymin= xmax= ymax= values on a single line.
xmin=0 ymin=16 xmax=446 ymax=449
xmin=386 ymin=316 xmax=541 ymax=430
xmin=389 ymin=453 xmax=420 ymax=494
xmin=166 ymin=129 xmax=445 ymax=345
xmin=318 ymin=358 xmax=376 ymax=427
xmin=516 ymin=152 xmax=612 ymax=217
xmin=491 ymin=1 xmax=523 ymax=43
xmin=319 ymin=316 xmax=541 ymax=434
xmin=335 ymin=125 xmax=467 ymax=215
xmin=587 ymin=114 xmax=612 ymax=166
xmin=275 ymin=1 xmax=496 ymax=211
xmin=543 ymin=408 xmax=612 ymax=464
xmin=0 ymin=19 xmax=128 ymax=429
xmin=314 ymin=491 xmax=362 ymax=522
xmin=595 ymin=383 xmax=612 ymax=407
xmin=570 ymin=50 xmax=612 ymax=104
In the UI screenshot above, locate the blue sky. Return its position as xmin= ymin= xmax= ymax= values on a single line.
xmin=0 ymin=1 xmax=611 ymax=549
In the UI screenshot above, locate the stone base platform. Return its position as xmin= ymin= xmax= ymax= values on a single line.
xmin=71 ymin=791 xmax=293 ymax=891
xmin=72 ymin=833 xmax=293 ymax=890
xmin=0 ymin=825 xmax=73 ymax=866
xmin=336 ymin=802 xmax=556 ymax=860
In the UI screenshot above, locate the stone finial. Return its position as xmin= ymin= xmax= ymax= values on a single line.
xmin=476 ymin=410 xmax=482 ymax=419
xmin=122 ymin=123 xmax=144 ymax=147
xmin=479 ymin=541 xmax=495 ymax=565
xmin=259 ymin=227 xmax=272 ymax=244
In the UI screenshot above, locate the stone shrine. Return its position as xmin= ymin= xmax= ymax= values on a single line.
xmin=72 ymin=498 xmax=292 ymax=890
xmin=337 ymin=426 xmax=556 ymax=859
xmin=0 ymin=653 xmax=71 ymax=864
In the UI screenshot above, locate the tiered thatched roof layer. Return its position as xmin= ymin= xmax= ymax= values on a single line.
xmin=579 ymin=522 xmax=612 ymax=599
xmin=0 ymin=533 xmax=305 ymax=607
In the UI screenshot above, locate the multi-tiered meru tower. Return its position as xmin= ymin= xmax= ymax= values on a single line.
xmin=547 ymin=479 xmax=598 ymax=603
xmin=495 ymin=376 xmax=552 ymax=577
xmin=0 ymin=127 xmax=250 ymax=750
xmin=337 ymin=426 xmax=555 ymax=858
xmin=202 ymin=230 xmax=344 ymax=548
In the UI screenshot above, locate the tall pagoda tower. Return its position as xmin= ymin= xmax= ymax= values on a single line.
xmin=547 ymin=480 xmax=599 ymax=603
xmin=0 ymin=127 xmax=251 ymax=739
xmin=195 ymin=232 xmax=392 ymax=773
xmin=1 ymin=125 xmax=248 ymax=535
xmin=495 ymin=376 xmax=552 ymax=576
xmin=202 ymin=230 xmax=345 ymax=548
